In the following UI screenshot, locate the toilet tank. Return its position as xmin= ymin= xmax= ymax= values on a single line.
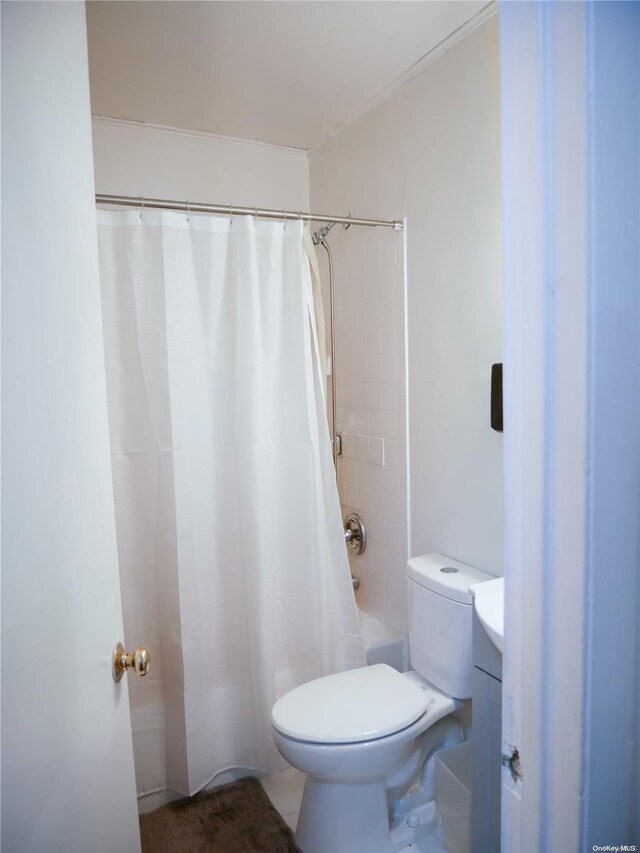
xmin=408 ymin=554 xmax=493 ymax=699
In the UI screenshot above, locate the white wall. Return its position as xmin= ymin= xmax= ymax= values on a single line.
xmin=310 ymin=11 xmax=502 ymax=633
xmin=92 ymin=117 xmax=309 ymax=211
xmin=1 ymin=3 xmax=140 ymax=850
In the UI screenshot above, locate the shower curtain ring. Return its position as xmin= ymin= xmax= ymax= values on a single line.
xmin=186 ymin=199 xmax=190 ymax=221
xmin=229 ymin=204 xmax=234 ymax=222
xmin=139 ymin=196 xmax=144 ymax=221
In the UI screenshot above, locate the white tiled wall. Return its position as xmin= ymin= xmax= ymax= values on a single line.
xmin=325 ymin=225 xmax=409 ymax=634
xmin=312 ymin=14 xmax=503 ymax=636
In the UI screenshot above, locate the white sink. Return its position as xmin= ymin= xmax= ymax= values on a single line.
xmin=468 ymin=576 xmax=504 ymax=654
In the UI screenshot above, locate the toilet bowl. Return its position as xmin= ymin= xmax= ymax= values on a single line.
xmin=271 ymin=554 xmax=493 ymax=853
xmin=273 ymin=666 xmax=462 ymax=852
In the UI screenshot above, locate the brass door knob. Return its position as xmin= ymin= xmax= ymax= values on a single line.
xmin=112 ymin=642 xmax=150 ymax=683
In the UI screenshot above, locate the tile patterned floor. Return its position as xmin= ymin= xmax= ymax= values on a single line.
xmin=402 ymin=824 xmax=447 ymax=853
xmin=260 ymin=766 xmax=448 ymax=852
xmin=260 ymin=766 xmax=305 ymax=832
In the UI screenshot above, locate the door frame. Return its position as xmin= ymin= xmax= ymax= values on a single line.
xmin=500 ymin=1 xmax=640 ymax=849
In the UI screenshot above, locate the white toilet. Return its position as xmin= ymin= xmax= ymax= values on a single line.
xmin=271 ymin=553 xmax=492 ymax=853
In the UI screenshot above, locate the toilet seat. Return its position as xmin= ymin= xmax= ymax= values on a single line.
xmin=271 ymin=663 xmax=432 ymax=744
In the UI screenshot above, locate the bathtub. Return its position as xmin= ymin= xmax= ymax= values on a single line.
xmin=358 ymin=609 xmax=408 ymax=672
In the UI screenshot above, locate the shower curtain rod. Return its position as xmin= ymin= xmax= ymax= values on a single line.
xmin=95 ymin=194 xmax=404 ymax=231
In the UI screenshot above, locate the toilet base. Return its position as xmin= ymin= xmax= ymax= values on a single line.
xmin=296 ymin=777 xmax=393 ymax=853
xmin=295 ymin=776 xmax=440 ymax=853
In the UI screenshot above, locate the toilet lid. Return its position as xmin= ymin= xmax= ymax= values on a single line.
xmin=271 ymin=664 xmax=431 ymax=744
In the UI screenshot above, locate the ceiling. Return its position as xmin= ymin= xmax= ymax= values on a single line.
xmin=86 ymin=1 xmax=488 ymax=151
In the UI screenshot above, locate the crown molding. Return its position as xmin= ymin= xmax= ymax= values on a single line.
xmin=91 ymin=115 xmax=309 ymax=159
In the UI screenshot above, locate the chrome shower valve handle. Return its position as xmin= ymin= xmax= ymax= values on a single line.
xmin=344 ymin=512 xmax=367 ymax=555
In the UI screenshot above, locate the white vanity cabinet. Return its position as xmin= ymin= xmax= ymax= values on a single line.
xmin=471 ymin=611 xmax=503 ymax=853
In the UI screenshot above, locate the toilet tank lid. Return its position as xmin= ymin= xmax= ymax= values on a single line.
xmin=407 ymin=553 xmax=494 ymax=604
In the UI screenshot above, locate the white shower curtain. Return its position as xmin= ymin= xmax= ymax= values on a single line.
xmin=97 ymin=209 xmax=365 ymax=797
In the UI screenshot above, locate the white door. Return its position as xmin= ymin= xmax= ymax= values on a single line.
xmin=1 ymin=3 xmax=141 ymax=851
